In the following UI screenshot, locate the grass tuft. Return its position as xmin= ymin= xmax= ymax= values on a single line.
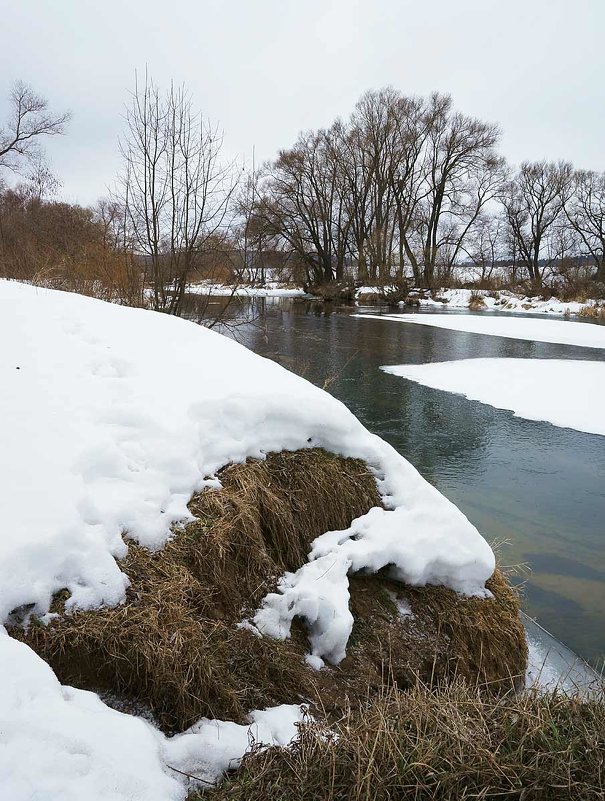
xmin=208 ymin=680 xmax=605 ymax=801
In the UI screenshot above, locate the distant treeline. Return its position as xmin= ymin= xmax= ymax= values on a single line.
xmin=248 ymin=88 xmax=605 ymax=292
xmin=2 ymin=79 xmax=604 ymax=314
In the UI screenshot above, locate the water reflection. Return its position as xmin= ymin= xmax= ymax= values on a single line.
xmin=190 ymin=294 xmax=605 ymax=667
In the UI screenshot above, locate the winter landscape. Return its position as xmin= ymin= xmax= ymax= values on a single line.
xmin=1 ymin=2 xmax=604 ymax=800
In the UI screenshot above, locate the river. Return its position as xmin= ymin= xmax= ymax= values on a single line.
xmin=191 ymin=294 xmax=605 ymax=668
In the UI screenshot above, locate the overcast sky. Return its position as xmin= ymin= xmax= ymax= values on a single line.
xmin=1 ymin=0 xmax=603 ymax=205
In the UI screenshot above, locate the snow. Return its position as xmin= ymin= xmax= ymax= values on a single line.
xmin=162 ymin=704 xmax=308 ymax=787
xmin=356 ymin=285 xmax=384 ymax=295
xmin=0 ymin=634 xmax=180 ymax=801
xmin=0 ymin=279 xmax=495 ymax=798
xmin=253 ymin=476 xmax=495 ymax=667
xmin=355 ymin=285 xmax=396 ymax=298
xmin=382 ymin=359 xmax=605 ymax=437
xmin=0 ymin=631 xmax=305 ymax=801
xmin=386 ymin=591 xmax=413 ymax=618
xmin=186 ymin=281 xmax=309 ymax=298
xmin=358 ymin=311 xmax=605 ymax=350
xmin=417 ymin=288 xmax=598 ymax=316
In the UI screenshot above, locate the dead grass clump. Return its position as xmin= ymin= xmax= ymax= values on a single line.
xmin=579 ymin=303 xmax=605 ymax=320
xmin=356 ymin=291 xmax=383 ymax=303
xmin=209 ymin=682 xmax=605 ymax=801
xmin=13 ymin=449 xmax=380 ymax=731
xmin=469 ymin=292 xmax=487 ymax=310
xmin=13 ymin=448 xmax=527 ymax=734
xmin=332 ymin=567 xmax=527 ymax=704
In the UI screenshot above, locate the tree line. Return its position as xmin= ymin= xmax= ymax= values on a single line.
xmin=2 ymin=78 xmax=605 ymax=317
xmin=250 ymin=87 xmax=605 ymax=292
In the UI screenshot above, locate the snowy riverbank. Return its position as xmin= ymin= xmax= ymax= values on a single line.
xmin=417 ymin=288 xmax=601 ymax=316
xmin=1 ymin=280 xmax=496 ymax=799
xmin=358 ymin=311 xmax=605 ymax=349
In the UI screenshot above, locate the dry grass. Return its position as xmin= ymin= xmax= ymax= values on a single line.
xmin=342 ymin=568 xmax=527 ymax=697
xmin=13 ymin=448 xmax=526 ymax=734
xmin=208 ymin=681 xmax=605 ymax=801
xmin=469 ymin=292 xmax=487 ymax=311
xmin=579 ymin=304 xmax=605 ymax=320
xmin=309 ymin=282 xmax=356 ymax=302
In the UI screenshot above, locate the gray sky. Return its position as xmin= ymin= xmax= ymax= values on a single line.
xmin=1 ymin=0 xmax=603 ymax=205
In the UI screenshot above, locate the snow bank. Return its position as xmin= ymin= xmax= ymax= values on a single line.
xmin=355 ymin=285 xmax=397 ymax=298
xmin=358 ymin=311 xmax=605 ymax=350
xmin=0 ymin=631 xmax=304 ymax=801
xmin=186 ymin=281 xmax=309 ymax=298
xmin=0 ymin=279 xmax=495 ymax=797
xmin=418 ymin=288 xmax=598 ymax=316
xmin=1 ymin=279 xmax=494 ymax=636
xmin=382 ymin=359 xmax=605 ymax=437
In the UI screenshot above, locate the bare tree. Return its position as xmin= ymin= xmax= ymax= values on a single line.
xmin=117 ymin=74 xmax=237 ymax=315
xmin=347 ymin=89 xmax=398 ymax=282
xmin=258 ymin=127 xmax=350 ymax=285
xmin=0 ymin=82 xmax=70 ymax=174
xmin=501 ymin=160 xmax=573 ymax=288
xmin=416 ymin=100 xmax=501 ymax=287
xmin=461 ymin=213 xmax=506 ymax=283
xmin=564 ymin=170 xmax=605 ymax=284
xmin=388 ymin=93 xmax=438 ymax=284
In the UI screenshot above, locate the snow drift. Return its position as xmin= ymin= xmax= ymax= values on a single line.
xmin=0 ymin=280 xmax=496 ymax=799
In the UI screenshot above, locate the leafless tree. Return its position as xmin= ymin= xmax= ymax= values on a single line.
xmin=235 ymin=154 xmax=277 ymax=284
xmin=0 ymin=82 xmax=70 ymax=175
xmin=347 ymin=88 xmax=399 ymax=282
xmin=461 ymin=213 xmax=506 ymax=284
xmin=257 ymin=88 xmax=502 ymax=289
xmin=258 ymin=127 xmax=350 ymax=285
xmin=387 ymin=94 xmax=437 ymax=284
xmin=415 ymin=100 xmax=501 ymax=287
xmin=116 ymin=74 xmax=238 ymax=315
xmin=564 ymin=170 xmax=605 ymax=283
xmin=501 ymin=160 xmax=573 ymax=288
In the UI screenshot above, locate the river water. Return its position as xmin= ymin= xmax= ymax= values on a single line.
xmin=193 ymin=295 xmax=605 ymax=668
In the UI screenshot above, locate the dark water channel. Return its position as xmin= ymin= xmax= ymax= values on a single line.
xmin=194 ymin=295 xmax=605 ymax=667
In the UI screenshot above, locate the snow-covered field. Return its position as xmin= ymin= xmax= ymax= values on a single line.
xmin=186 ymin=281 xmax=309 ymax=298
xmin=0 ymin=280 xmax=495 ymax=799
xmin=382 ymin=359 xmax=605 ymax=437
xmin=358 ymin=311 xmax=605 ymax=350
